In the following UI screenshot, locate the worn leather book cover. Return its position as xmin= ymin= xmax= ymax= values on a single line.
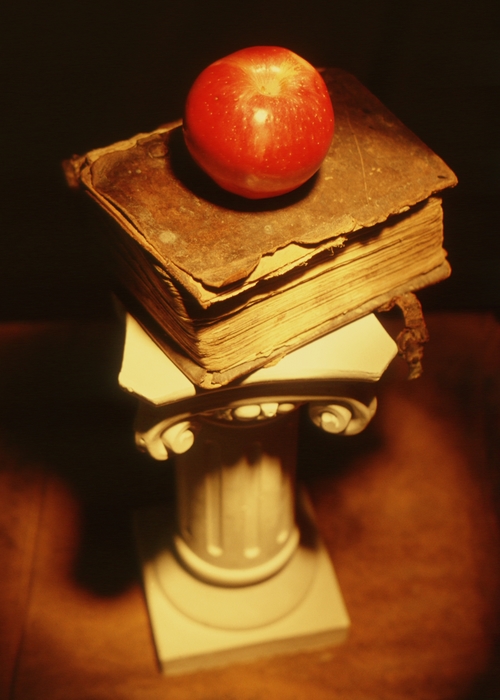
xmin=64 ymin=68 xmax=457 ymax=387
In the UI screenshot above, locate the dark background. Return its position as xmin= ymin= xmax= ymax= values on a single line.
xmin=0 ymin=0 xmax=498 ymax=322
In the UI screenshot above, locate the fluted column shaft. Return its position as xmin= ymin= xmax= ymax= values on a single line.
xmin=173 ymin=411 xmax=299 ymax=586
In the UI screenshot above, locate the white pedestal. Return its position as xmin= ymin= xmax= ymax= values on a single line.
xmin=133 ymin=491 xmax=349 ymax=674
xmin=120 ymin=312 xmax=397 ymax=673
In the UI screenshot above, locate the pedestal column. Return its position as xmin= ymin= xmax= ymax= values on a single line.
xmin=174 ymin=411 xmax=299 ymax=586
xmin=122 ymin=311 xmax=398 ymax=672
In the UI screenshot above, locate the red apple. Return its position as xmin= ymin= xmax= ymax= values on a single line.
xmin=183 ymin=46 xmax=334 ymax=199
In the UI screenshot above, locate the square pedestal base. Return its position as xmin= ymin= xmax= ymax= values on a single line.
xmin=133 ymin=499 xmax=350 ymax=675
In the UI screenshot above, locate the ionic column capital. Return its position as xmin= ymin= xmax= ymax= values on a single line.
xmin=308 ymin=396 xmax=377 ymax=435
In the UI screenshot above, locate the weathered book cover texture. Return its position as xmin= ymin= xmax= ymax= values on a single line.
xmin=65 ymin=68 xmax=457 ymax=387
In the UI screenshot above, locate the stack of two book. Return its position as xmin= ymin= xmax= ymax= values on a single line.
xmin=65 ymin=68 xmax=457 ymax=390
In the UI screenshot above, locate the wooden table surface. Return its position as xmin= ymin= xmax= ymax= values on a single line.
xmin=1 ymin=312 xmax=500 ymax=700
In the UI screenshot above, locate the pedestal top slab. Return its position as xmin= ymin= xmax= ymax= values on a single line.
xmin=119 ymin=312 xmax=397 ymax=407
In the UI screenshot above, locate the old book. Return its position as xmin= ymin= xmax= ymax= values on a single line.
xmin=65 ymin=68 xmax=457 ymax=389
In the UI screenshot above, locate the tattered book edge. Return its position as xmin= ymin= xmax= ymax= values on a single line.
xmin=124 ymin=261 xmax=450 ymax=389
